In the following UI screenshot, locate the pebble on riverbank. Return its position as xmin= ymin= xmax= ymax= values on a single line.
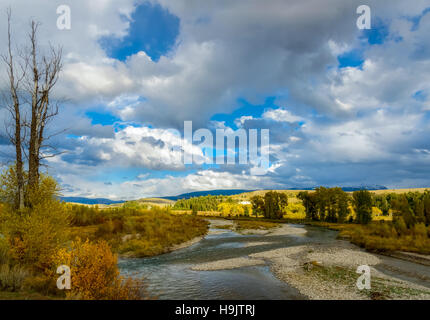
xmin=251 ymin=242 xmax=430 ymax=300
xmin=190 ymin=221 xmax=430 ymax=300
xmin=191 ymin=257 xmax=266 ymax=271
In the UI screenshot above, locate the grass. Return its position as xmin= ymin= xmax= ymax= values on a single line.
xmin=306 ymin=264 xmax=430 ymax=300
xmin=303 ymin=221 xmax=430 ymax=255
xmin=0 ymin=291 xmax=58 ymax=300
xmin=213 ymin=224 xmax=234 ymax=230
xmin=69 ymin=208 xmax=209 ymax=258
xmin=234 ymin=220 xmax=280 ymax=231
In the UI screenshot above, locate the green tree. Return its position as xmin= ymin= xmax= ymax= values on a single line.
xmin=298 ymin=191 xmax=318 ymax=220
xmin=373 ymin=195 xmax=390 ymax=216
xmin=391 ymin=195 xmax=415 ymax=228
xmin=250 ymin=195 xmax=264 ymax=217
xmin=299 ymin=188 xmax=349 ymax=222
xmin=263 ymin=191 xmax=287 ymax=219
xmin=244 ymin=205 xmax=249 ymax=217
xmin=336 ymin=188 xmax=350 ymax=223
xmin=353 ymin=190 xmax=373 ymax=224
xmin=423 ymin=194 xmax=430 ymax=225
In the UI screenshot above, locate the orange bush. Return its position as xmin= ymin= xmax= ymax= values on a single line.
xmin=52 ymin=238 xmax=143 ymax=300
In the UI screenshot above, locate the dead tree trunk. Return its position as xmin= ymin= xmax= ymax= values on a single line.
xmin=1 ymin=9 xmax=25 ymax=210
xmin=26 ymin=21 xmax=62 ymax=191
xmin=2 ymin=11 xmax=62 ymax=207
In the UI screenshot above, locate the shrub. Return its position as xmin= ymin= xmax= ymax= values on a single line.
xmin=0 ymin=264 xmax=29 ymax=292
xmin=68 ymin=205 xmax=105 ymax=226
xmin=1 ymin=199 xmax=70 ymax=272
xmin=394 ymin=217 xmax=408 ymax=235
xmin=0 ymin=166 xmax=25 ymax=209
xmin=51 ymin=238 xmax=144 ymax=300
xmin=0 ymin=237 xmax=10 ymax=266
xmin=413 ymin=223 xmax=427 ymax=238
xmin=22 ymin=275 xmax=57 ymax=296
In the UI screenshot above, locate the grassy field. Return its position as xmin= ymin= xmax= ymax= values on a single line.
xmin=67 ymin=207 xmax=209 ymax=258
xmin=0 ymin=291 xmax=58 ymax=300
xmin=300 ymin=220 xmax=430 ymax=254
xmin=69 ymin=187 xmax=430 ymax=256
xmin=127 ymin=198 xmax=175 ymax=208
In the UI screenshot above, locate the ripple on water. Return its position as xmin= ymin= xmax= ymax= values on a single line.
xmin=118 ymin=223 xmax=335 ymax=299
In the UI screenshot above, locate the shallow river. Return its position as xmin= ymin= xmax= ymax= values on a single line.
xmin=118 ymin=220 xmax=338 ymax=300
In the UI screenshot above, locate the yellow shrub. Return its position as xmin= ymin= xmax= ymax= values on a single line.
xmin=51 ymin=238 xmax=143 ymax=300
xmin=1 ymin=200 xmax=70 ymax=272
xmin=217 ymin=203 xmax=245 ymax=216
xmin=414 ymin=223 xmax=428 ymax=238
xmin=284 ymin=202 xmax=306 ymax=219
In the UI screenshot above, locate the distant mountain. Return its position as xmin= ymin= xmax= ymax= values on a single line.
xmin=59 ymin=197 xmax=125 ymax=205
xmin=287 ymin=185 xmax=388 ymax=192
xmin=160 ymin=186 xmax=388 ymax=201
xmin=339 ymin=185 xmax=388 ymax=191
xmin=161 ymin=189 xmax=255 ymax=200
xmin=60 ymin=185 xmax=387 ymax=204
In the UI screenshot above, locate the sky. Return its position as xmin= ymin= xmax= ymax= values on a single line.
xmin=0 ymin=0 xmax=430 ymax=200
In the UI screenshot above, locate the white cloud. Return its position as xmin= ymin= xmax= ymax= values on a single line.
xmin=263 ymin=108 xmax=303 ymax=123
xmin=56 ymin=169 xmax=278 ymax=200
xmin=3 ymin=0 xmax=430 ymax=197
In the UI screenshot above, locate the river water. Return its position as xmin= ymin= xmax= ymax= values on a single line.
xmin=118 ymin=220 xmax=338 ymax=300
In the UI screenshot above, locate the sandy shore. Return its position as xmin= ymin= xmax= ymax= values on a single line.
xmin=269 ymin=224 xmax=307 ymax=236
xmin=252 ymin=240 xmax=430 ymax=300
xmin=244 ymin=241 xmax=273 ymax=248
xmin=191 ymin=257 xmax=265 ymax=271
xmin=168 ymin=235 xmax=205 ymax=252
xmin=233 ymin=221 xmax=307 ymax=236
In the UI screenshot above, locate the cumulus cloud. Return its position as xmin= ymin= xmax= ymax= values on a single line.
xmin=56 ymin=169 xmax=278 ymax=200
xmin=1 ymin=0 xmax=430 ymax=197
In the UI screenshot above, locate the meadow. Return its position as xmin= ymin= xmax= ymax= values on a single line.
xmin=1 ymin=168 xmax=430 ymax=301
xmin=168 ymin=188 xmax=430 ymax=255
xmin=0 ymin=169 xmax=209 ymax=300
xmin=68 ymin=205 xmax=209 ymax=257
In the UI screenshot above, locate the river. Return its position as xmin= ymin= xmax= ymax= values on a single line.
xmin=118 ymin=219 xmax=339 ymax=299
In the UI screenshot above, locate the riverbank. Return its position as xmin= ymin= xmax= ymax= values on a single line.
xmin=252 ymin=241 xmax=430 ymax=300
xmin=203 ymin=214 xmax=430 ymax=255
xmin=68 ymin=207 xmax=210 ymax=258
xmin=190 ymin=220 xmax=430 ymax=300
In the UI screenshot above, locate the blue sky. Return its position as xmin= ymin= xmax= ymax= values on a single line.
xmin=100 ymin=2 xmax=179 ymax=62
xmin=1 ymin=1 xmax=430 ymax=200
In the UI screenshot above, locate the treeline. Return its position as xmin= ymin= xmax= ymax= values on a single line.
xmin=375 ymin=191 xmax=430 ymax=228
xmin=298 ymin=187 xmax=351 ymax=223
xmin=298 ymin=187 xmax=430 ymax=229
xmin=173 ymin=195 xmax=228 ymax=211
xmin=67 ymin=204 xmax=143 ymax=226
xmin=250 ymin=191 xmax=288 ymax=219
xmin=297 ymin=187 xmax=374 ymax=224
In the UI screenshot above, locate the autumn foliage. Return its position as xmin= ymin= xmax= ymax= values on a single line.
xmin=52 ymin=238 xmax=143 ymax=300
xmin=0 ymin=166 xmax=147 ymax=299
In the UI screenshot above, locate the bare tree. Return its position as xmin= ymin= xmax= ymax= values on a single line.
xmin=25 ymin=21 xmax=63 ymax=189
xmin=1 ymin=9 xmax=63 ymax=207
xmin=1 ymin=8 xmax=26 ymax=210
